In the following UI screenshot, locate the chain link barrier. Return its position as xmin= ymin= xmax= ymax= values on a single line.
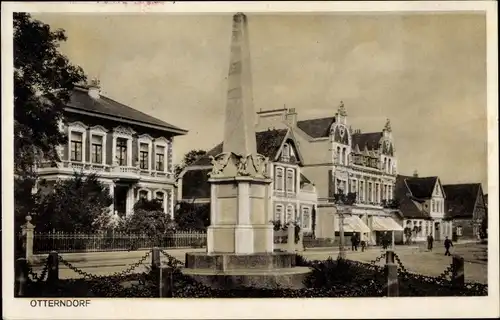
xmin=58 ymin=250 xmax=152 ymax=280
xmin=27 ymin=259 xmax=49 ymax=283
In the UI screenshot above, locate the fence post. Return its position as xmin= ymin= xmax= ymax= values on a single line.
xmin=47 ymin=251 xmax=59 ymax=287
xmin=152 ymin=247 xmax=161 ymax=271
xmin=451 ymin=255 xmax=465 ymax=289
xmin=21 ymin=216 xmax=35 ymax=263
xmin=287 ymin=224 xmax=295 ymax=253
xmin=15 ymin=258 xmax=29 ymax=297
xmin=297 ymin=229 xmax=304 ymax=252
xmin=159 ymin=266 xmax=173 ymax=298
xmin=385 ymin=250 xmax=399 ymax=297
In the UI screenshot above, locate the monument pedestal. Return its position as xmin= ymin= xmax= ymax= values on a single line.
xmin=182 ymin=252 xmax=310 ymax=289
xmin=181 ymin=12 xmax=311 ymax=290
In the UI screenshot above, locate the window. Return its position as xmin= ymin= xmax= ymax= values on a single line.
xmin=419 ymin=221 xmax=423 ymax=237
xmin=285 ymin=205 xmax=295 ymax=224
xmin=70 ymin=132 xmax=83 ymax=162
xmin=336 ymin=146 xmax=341 ymax=164
xmin=116 ymin=138 xmax=128 ymax=166
xmin=301 ymin=206 xmax=311 ymax=229
xmin=275 ymin=204 xmax=283 ymax=222
xmin=156 ymin=192 xmax=164 ymax=206
xmin=359 ymin=181 xmax=364 ymax=202
xmin=456 ymin=226 xmax=462 ymax=236
xmin=91 ymin=135 xmax=103 ymax=163
xmin=275 ymin=167 xmax=284 ymax=191
xmin=383 ymin=158 xmax=387 ymax=172
xmin=342 ymin=148 xmax=346 ymax=165
xmin=139 ymin=190 xmax=148 ymax=200
xmin=139 ymin=143 xmax=149 ymax=170
xmin=388 ymin=159 xmax=392 ymax=174
xmin=286 ymin=168 xmax=295 ymax=192
xmin=367 ymin=182 xmax=372 ymax=202
xmin=431 ymin=200 xmax=435 ymax=212
xmin=281 ymin=144 xmax=290 ymax=162
xmin=155 ymin=145 xmax=165 ymax=171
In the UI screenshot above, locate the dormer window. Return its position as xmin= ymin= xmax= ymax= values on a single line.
xmin=281 ymin=144 xmax=290 ymax=162
xmin=70 ymin=132 xmax=83 ymax=162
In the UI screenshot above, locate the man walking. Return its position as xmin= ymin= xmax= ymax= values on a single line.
xmin=351 ymin=233 xmax=357 ymax=251
xmin=444 ymin=236 xmax=453 ymax=256
xmin=427 ymin=233 xmax=434 ymax=251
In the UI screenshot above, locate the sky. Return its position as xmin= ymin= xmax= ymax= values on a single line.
xmin=32 ymin=13 xmax=488 ymax=189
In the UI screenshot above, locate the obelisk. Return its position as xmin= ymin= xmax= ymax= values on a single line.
xmin=182 ymin=13 xmax=311 ymax=289
xmin=206 ymin=13 xmax=273 ymax=255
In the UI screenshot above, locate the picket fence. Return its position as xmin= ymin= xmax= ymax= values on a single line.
xmin=30 ymin=230 xmax=208 ymax=253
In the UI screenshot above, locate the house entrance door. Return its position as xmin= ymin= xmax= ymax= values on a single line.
xmin=434 ymin=222 xmax=441 ymax=241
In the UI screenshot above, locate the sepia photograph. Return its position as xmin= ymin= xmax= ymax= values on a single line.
xmin=2 ymin=1 xmax=498 ymax=319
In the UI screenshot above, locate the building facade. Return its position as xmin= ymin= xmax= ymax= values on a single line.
xmin=393 ymin=173 xmax=452 ymax=243
xmin=443 ymin=183 xmax=486 ymax=240
xmin=254 ymin=104 xmax=403 ymax=245
xmin=36 ymin=82 xmax=187 ymax=218
xmin=177 ymin=128 xmax=318 ymax=233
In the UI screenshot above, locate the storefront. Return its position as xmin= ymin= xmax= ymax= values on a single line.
xmin=370 ymin=216 xmax=404 ymax=247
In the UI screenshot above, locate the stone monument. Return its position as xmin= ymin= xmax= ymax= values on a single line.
xmin=182 ymin=13 xmax=310 ymax=289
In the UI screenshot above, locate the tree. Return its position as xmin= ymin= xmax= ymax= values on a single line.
xmin=33 ymin=172 xmax=113 ymax=232
xmin=14 ymin=13 xmax=86 ymax=174
xmin=174 ymin=149 xmax=207 ymax=177
xmin=174 ymin=202 xmax=210 ymax=231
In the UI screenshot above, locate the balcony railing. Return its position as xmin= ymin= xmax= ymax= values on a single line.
xmin=51 ymin=161 xmax=175 ymax=179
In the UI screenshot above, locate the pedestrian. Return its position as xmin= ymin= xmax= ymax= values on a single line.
xmin=353 ymin=233 xmax=359 ymax=251
xmin=427 ymin=233 xmax=434 ymax=251
xmin=360 ymin=236 xmax=366 ymax=252
xmin=444 ymin=236 xmax=453 ymax=256
xmin=351 ymin=233 xmax=357 ymax=251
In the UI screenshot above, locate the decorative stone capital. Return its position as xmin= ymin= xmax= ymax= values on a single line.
xmin=208 ymin=152 xmax=270 ymax=179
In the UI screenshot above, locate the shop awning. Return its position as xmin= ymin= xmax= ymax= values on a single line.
xmin=336 ymin=215 xmax=371 ymax=233
xmin=371 ymin=216 xmax=404 ymax=231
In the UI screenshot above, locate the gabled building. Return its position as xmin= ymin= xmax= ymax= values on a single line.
xmin=443 ymin=183 xmax=486 ymax=240
xmin=36 ymin=80 xmax=188 ymax=218
xmin=393 ymin=172 xmax=452 ymax=243
xmin=177 ymin=128 xmax=318 ymax=232
xmin=254 ymin=104 xmax=403 ymax=245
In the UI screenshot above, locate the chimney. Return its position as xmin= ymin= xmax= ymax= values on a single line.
xmin=88 ymin=78 xmax=101 ymax=99
xmin=285 ymin=108 xmax=298 ymax=126
xmin=413 ymin=170 xmax=419 ymax=177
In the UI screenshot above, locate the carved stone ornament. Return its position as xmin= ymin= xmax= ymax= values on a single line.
xmin=208 ymin=152 xmax=231 ymax=177
xmin=251 ymin=154 xmax=270 ymax=178
xmin=235 ymin=153 xmax=251 ymax=176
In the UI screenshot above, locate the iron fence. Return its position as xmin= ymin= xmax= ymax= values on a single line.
xmin=32 ymin=230 xmax=207 ymax=253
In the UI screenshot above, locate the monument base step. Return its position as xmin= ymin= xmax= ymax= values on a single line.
xmin=185 ymin=251 xmax=297 ymax=271
xmin=181 ymin=266 xmax=311 ymax=289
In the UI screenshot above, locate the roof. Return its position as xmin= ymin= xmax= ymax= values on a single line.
xmin=67 ymin=86 xmax=188 ymax=135
xmin=443 ymin=183 xmax=482 ymax=219
xmin=296 ymin=117 xmax=335 ymax=138
xmin=404 ymin=176 xmax=438 ymax=199
xmin=300 ymin=173 xmax=311 ymax=186
xmin=192 ymin=129 xmax=289 ymax=166
xmin=394 ymin=175 xmax=431 ymax=219
xmin=351 ymin=132 xmax=383 ymax=151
